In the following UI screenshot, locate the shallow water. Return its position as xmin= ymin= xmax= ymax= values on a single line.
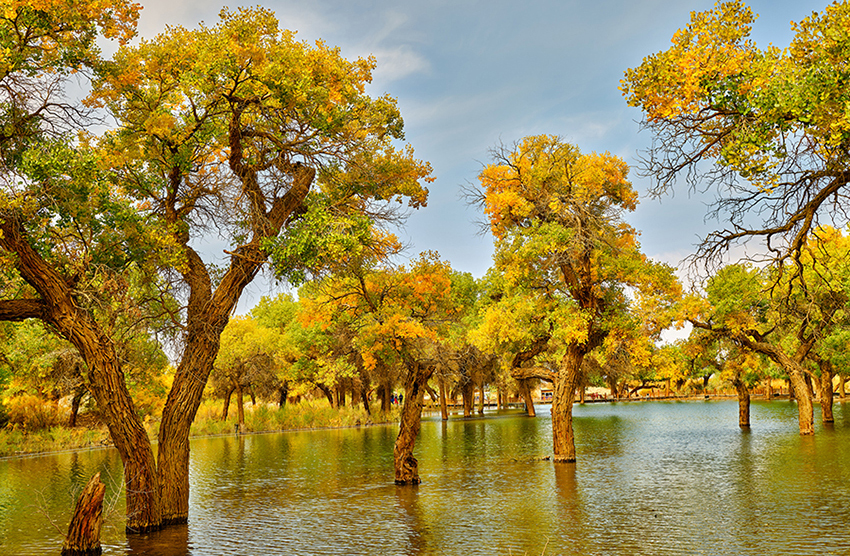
xmin=2 ymin=400 xmax=849 ymax=555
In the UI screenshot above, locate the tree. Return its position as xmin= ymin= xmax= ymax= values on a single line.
xmin=212 ymin=316 xmax=281 ymax=426
xmin=687 ymin=227 xmax=850 ymax=435
xmin=305 ymin=251 xmax=456 ymax=483
xmin=0 ymin=3 xmax=430 ymax=531
xmin=473 ymin=135 xmax=680 ymax=462
xmin=622 ymin=1 xmax=850 ymax=277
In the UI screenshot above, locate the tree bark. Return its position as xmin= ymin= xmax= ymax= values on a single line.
xmin=733 ymin=378 xmax=750 ymax=428
xmin=438 ymin=378 xmax=448 ymax=421
xmin=394 ymin=362 xmax=433 ymax=484
xmin=840 ymin=374 xmax=846 ymax=399
xmin=816 ymin=362 xmax=834 ymax=424
xmin=551 ymin=346 xmax=584 ymax=463
xmin=477 ymin=383 xmax=485 ymax=414
xmin=62 ymin=473 xmax=106 ymax=556
xmin=0 ymin=217 xmax=162 ymax=532
xmin=461 ymin=379 xmax=474 ymax=417
xmin=236 ymin=385 xmax=245 ymax=426
xmin=68 ymin=386 xmax=86 ymax=428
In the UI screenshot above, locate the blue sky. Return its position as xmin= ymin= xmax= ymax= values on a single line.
xmin=135 ymin=0 xmax=828 ymax=310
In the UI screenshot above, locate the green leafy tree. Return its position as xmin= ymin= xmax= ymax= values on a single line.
xmin=473 ymin=135 xmax=680 ymax=462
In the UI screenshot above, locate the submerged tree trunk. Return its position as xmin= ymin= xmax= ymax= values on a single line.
xmin=438 ymin=378 xmax=448 ymax=421
xmin=0 ymin=218 xmax=163 ymax=532
xmin=816 ymin=361 xmax=835 ymax=424
xmin=551 ymin=346 xmax=584 ymax=463
xmin=394 ymin=362 xmax=434 ymax=484
xmin=155 ymin=163 xmax=315 ymax=527
xmin=62 ymin=473 xmax=106 ymax=556
xmin=733 ymin=378 xmax=750 ymax=428
xmin=477 ymin=384 xmax=485 ymax=414
xmin=461 ymin=379 xmax=474 ymax=417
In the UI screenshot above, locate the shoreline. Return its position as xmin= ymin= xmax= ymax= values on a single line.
xmin=3 ymin=394 xmax=844 ymax=461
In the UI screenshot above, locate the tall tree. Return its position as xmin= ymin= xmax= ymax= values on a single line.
xmin=0 ymin=3 xmax=430 ymax=531
xmin=473 ymin=135 xmax=679 ymax=462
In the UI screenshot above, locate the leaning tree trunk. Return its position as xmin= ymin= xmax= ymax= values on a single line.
xmin=221 ymin=387 xmax=234 ymax=421
xmin=518 ymin=379 xmax=536 ymax=417
xmin=394 ymin=362 xmax=433 ymax=485
xmin=73 ymin=333 xmax=162 ymax=532
xmin=157 ymin=316 xmax=226 ymax=526
xmin=551 ymin=346 xmax=584 ymax=463
xmin=733 ymin=378 xmax=750 ymax=428
xmin=62 ymin=473 xmax=106 ymax=556
xmin=0 ymin=218 xmax=162 ymax=532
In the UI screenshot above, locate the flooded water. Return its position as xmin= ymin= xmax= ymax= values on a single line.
xmin=2 ymin=400 xmax=850 ymax=555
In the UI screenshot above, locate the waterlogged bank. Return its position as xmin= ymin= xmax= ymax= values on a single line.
xmin=2 ymin=400 xmax=849 ymax=555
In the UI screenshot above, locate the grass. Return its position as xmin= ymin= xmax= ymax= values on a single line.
xmin=0 ymin=399 xmax=401 ymax=458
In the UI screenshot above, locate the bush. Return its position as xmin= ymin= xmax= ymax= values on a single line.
xmin=5 ymin=393 xmax=61 ymax=430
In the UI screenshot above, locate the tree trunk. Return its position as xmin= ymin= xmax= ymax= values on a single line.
xmin=0 ymin=219 xmax=163 ymax=532
xmin=277 ymin=382 xmax=289 ymax=409
xmin=394 ymin=362 xmax=433 ymax=484
xmin=840 ymin=374 xmax=846 ymax=399
xmin=316 ymin=383 xmax=335 ymax=407
xmin=360 ymin=384 xmax=371 ymax=415
xmin=221 ymin=388 xmax=234 ymax=421
xmin=68 ymin=386 xmax=86 ymax=428
xmin=551 ymin=346 xmax=584 ymax=463
xmin=461 ymin=380 xmax=474 ymax=417
xmin=817 ymin=364 xmax=834 ymax=424
xmin=438 ymin=378 xmax=448 ymax=421
xmin=236 ymin=386 xmax=245 ymax=426
xmin=519 ymin=379 xmax=536 ymax=417
xmin=62 ymin=473 xmax=106 ymax=556
xmin=477 ymin=383 xmax=485 ymax=414
xmin=765 ymin=378 xmax=773 ymax=400
xmin=734 ymin=378 xmax=750 ymax=428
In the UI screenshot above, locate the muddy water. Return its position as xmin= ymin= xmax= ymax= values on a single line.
xmin=2 ymin=400 xmax=849 ymax=555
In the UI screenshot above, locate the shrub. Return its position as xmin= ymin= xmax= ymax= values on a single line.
xmin=5 ymin=393 xmax=61 ymax=430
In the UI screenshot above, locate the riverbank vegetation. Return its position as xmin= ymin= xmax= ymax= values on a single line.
xmin=2 ymin=0 xmax=850 ymax=541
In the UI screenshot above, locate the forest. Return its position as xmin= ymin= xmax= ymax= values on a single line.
xmin=2 ymin=0 xmax=850 ymax=552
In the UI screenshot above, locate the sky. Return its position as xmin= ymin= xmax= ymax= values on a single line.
xmin=130 ymin=0 xmax=829 ymax=312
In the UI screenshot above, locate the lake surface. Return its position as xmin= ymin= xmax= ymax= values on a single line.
xmin=2 ymin=400 xmax=850 ymax=555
